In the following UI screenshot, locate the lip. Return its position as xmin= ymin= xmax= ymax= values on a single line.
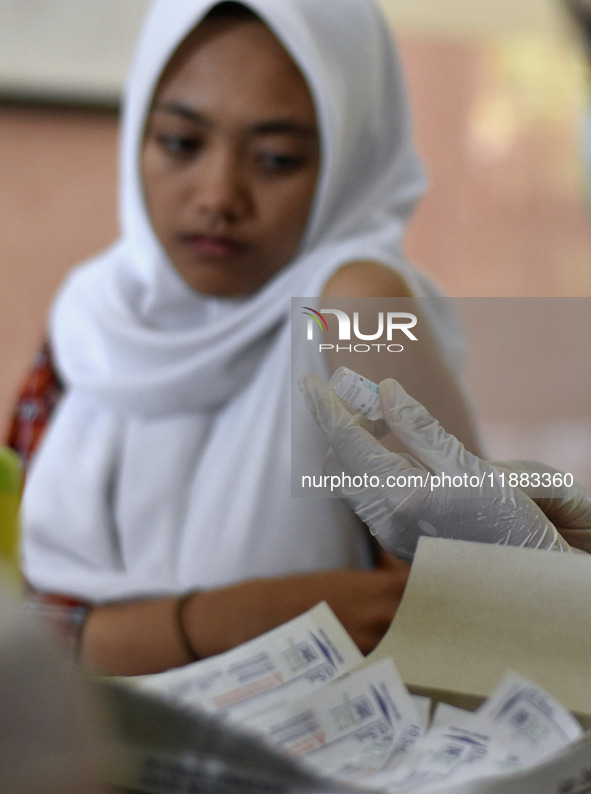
xmin=180 ymin=233 xmax=246 ymax=259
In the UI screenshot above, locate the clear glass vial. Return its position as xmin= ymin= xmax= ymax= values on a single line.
xmin=328 ymin=367 xmax=382 ymax=420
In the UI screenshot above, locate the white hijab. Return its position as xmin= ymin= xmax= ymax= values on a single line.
xmin=22 ymin=0 xmax=459 ymax=601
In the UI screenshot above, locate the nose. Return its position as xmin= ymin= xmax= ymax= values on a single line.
xmin=191 ymin=146 xmax=250 ymax=224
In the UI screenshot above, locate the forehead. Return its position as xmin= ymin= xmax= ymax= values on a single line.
xmin=151 ymin=16 xmax=317 ymax=124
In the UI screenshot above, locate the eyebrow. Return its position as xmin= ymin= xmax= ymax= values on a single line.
xmin=152 ymin=100 xmax=317 ymax=138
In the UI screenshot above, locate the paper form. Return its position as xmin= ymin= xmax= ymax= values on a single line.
xmin=114 ymin=540 xmax=591 ymax=792
xmin=363 ymin=671 xmax=581 ymax=792
xmin=129 ymin=601 xmax=363 ymax=723
xmin=261 ymin=658 xmax=426 ymax=781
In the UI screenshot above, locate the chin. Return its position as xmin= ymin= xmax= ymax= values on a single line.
xmin=183 ymin=276 xmax=258 ymax=298
xmin=172 ymin=257 xmax=280 ymax=298
xmin=181 ymin=269 xmax=277 ymax=298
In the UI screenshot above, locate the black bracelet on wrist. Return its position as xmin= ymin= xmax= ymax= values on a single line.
xmin=175 ymin=591 xmax=200 ymax=662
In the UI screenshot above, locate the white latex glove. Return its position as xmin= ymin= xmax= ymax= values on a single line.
xmin=299 ymin=373 xmax=571 ymax=563
xmin=490 ymin=460 xmax=591 ymax=553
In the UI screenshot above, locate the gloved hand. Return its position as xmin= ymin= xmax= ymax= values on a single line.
xmin=491 ymin=460 xmax=591 ymax=552
xmin=299 ymin=373 xmax=571 ymax=562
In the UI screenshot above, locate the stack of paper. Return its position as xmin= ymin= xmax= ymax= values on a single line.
xmin=106 ymin=539 xmax=591 ymax=793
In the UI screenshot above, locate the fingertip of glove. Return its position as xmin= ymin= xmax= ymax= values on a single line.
xmin=296 ymin=372 xmax=310 ymax=393
xmin=378 ymin=378 xmax=409 ymax=417
xmin=297 ymin=372 xmax=318 ymax=413
xmin=379 ymin=378 xmax=401 ymax=399
xmin=298 ymin=371 xmax=356 ymax=436
xmin=298 ymin=371 xmax=324 ymax=398
xmin=297 ymin=372 xmax=332 ymax=426
xmin=378 ymin=378 xmax=434 ymax=435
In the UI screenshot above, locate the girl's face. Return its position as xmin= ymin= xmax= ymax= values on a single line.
xmin=141 ymin=14 xmax=320 ymax=297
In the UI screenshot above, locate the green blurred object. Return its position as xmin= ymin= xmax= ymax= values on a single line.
xmin=0 ymin=446 xmax=23 ymax=569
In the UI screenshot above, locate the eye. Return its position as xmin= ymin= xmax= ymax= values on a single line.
xmin=156 ymin=134 xmax=201 ymax=158
xmin=256 ymin=151 xmax=306 ymax=174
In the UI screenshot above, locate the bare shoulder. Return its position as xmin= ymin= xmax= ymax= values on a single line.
xmin=322 ymin=261 xmax=413 ymax=299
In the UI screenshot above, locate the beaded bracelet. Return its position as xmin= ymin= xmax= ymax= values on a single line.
xmin=175 ymin=591 xmax=200 ymax=662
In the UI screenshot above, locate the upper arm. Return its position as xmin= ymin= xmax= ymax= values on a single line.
xmin=319 ymin=261 xmax=483 ymax=455
xmin=319 ymin=260 xmax=416 ymax=381
xmin=322 ymin=261 xmax=413 ymax=300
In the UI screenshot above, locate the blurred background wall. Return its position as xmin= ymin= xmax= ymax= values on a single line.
xmin=1 ymin=0 xmax=591 ymax=482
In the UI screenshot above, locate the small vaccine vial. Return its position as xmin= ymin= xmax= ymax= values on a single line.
xmin=328 ymin=367 xmax=382 ymax=420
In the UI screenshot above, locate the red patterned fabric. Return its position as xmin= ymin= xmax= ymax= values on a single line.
xmin=4 ymin=342 xmax=63 ymax=473
xmin=4 ymin=350 xmax=89 ymax=605
xmin=30 ymin=591 xmax=89 ymax=610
